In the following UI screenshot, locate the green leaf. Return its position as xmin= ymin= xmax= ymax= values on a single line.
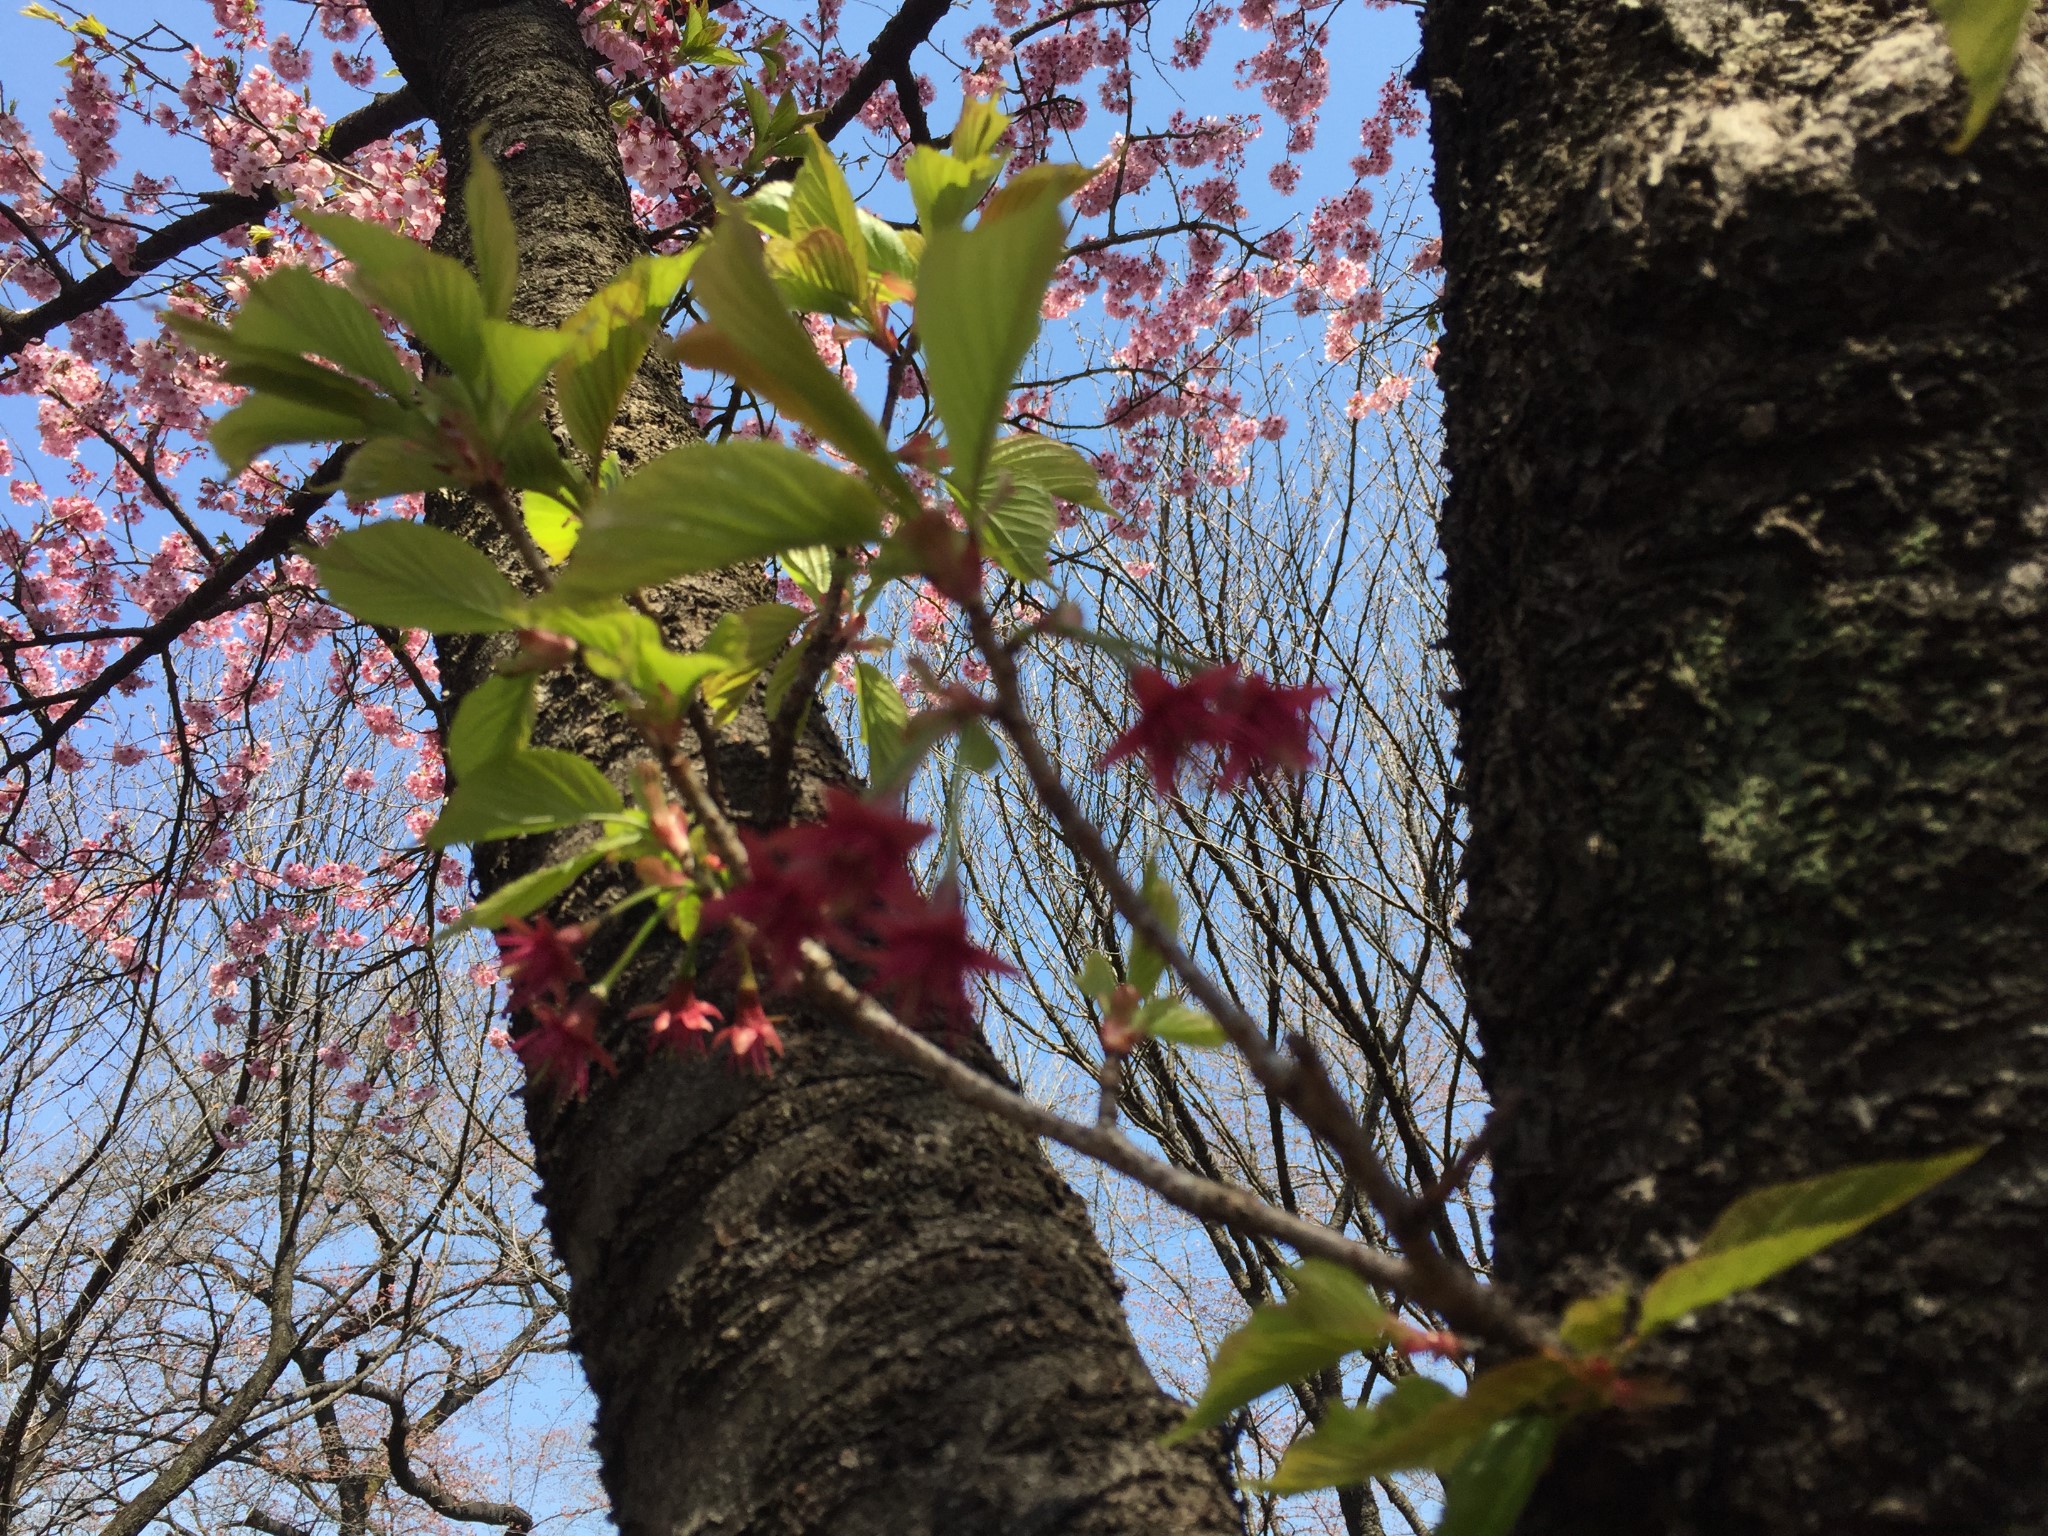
xmin=208 ymin=394 xmax=366 ymax=473
xmin=444 ymin=850 xmax=603 ymax=934
xmin=787 ymin=130 xmax=866 ymax=281
xmin=464 ymin=128 xmax=520 ymax=319
xmin=915 ymin=173 xmax=1075 ymax=497
xmin=697 ymin=603 xmax=806 ymax=721
xmin=988 ymin=432 xmax=1109 ymax=511
xmin=1929 ymin=0 xmax=2036 ymax=148
xmin=1126 ymin=862 xmax=1180 ymax=995
xmin=300 ymin=209 xmax=488 ymax=381
xmin=548 ymin=438 xmax=883 ymax=605
xmin=428 ymin=749 xmax=624 ymax=847
xmin=1168 ymin=1260 xmax=1394 ymax=1440
xmin=906 ymin=101 xmax=1011 ymax=231
xmin=477 ymin=318 xmax=568 ymax=418
xmin=523 ymin=490 xmax=581 ymax=563
xmin=667 ymin=195 xmax=908 ymax=495
xmin=230 ymin=264 xmax=418 ymax=396
xmin=1075 ymin=949 xmax=1118 ymax=999
xmin=1263 ymin=1359 xmax=1576 ymax=1493
xmin=340 ymin=436 xmax=462 ymax=500
xmin=1556 ymin=1287 xmax=1633 ymax=1356
xmin=1438 ymin=1415 xmax=1561 ymax=1536
xmin=446 ymin=673 xmax=535 ymax=779
xmin=977 ymin=477 xmax=1058 ymax=581
xmin=312 ymin=521 xmax=527 ymax=633
xmin=856 ymin=660 xmax=912 ymax=781
xmin=781 ymin=543 xmax=834 ymax=600
xmin=1136 ymin=998 xmax=1227 ymax=1048
xmin=1637 ymin=1147 xmax=1984 ymax=1334
xmin=556 ymin=250 xmax=701 ymax=471
xmin=766 ymin=227 xmax=869 ymax=319
xmin=956 ymin=715 xmax=1001 ymax=773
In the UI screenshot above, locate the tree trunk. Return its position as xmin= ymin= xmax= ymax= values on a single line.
xmin=363 ymin=4 xmax=1241 ymax=1532
xmin=1420 ymin=2 xmax=2048 ymax=1530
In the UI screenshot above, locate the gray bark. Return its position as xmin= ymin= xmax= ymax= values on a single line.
xmin=1420 ymin=2 xmax=2048 ymax=1531
xmin=363 ymin=4 xmax=1243 ymax=1532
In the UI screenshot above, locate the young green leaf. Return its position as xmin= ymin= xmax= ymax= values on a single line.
xmin=208 ymin=394 xmax=371 ymax=474
xmin=428 ymin=749 xmax=624 ymax=847
xmin=1125 ymin=862 xmax=1181 ymax=995
xmin=1135 ymin=998 xmax=1227 ymax=1048
xmin=1928 ymin=0 xmax=2036 ymax=148
xmin=1263 ymin=1358 xmax=1576 ymax=1494
xmin=1556 ymin=1287 xmax=1633 ymax=1356
xmin=463 ymin=128 xmax=520 ymax=319
xmin=915 ymin=168 xmax=1078 ymax=496
xmin=1075 ymin=949 xmax=1119 ymax=999
xmin=955 ymin=715 xmax=1001 ymax=773
xmin=547 ymin=438 xmax=882 ymax=605
xmin=781 ymin=543 xmax=834 ymax=601
xmin=523 ymin=491 xmax=581 ymax=563
xmin=1636 ymin=1147 xmax=1983 ymax=1334
xmin=311 ymin=521 xmax=527 ymax=633
xmin=787 ymin=130 xmax=866 ymax=274
xmin=443 ymin=850 xmax=603 ymax=935
xmin=987 ymin=432 xmax=1110 ymax=511
xmin=697 ymin=603 xmax=806 ymax=721
xmin=227 ymin=264 xmax=418 ymax=396
xmin=1437 ymin=1415 xmax=1562 ymax=1536
xmin=299 ymin=209 xmax=489 ymax=381
xmin=340 ymin=436 xmax=463 ymax=500
xmin=1168 ymin=1260 xmax=1395 ymax=1440
xmin=555 ymin=250 xmax=700 ymax=471
xmin=476 ymin=318 xmax=569 ymax=419
xmin=976 ymin=477 xmax=1058 ymax=582
xmin=856 ymin=660 xmax=912 ymax=781
xmin=668 ymin=195 xmax=908 ymax=495
xmin=446 ymin=674 xmax=536 ymax=779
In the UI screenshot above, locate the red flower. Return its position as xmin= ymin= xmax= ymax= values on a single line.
xmin=512 ymin=992 xmax=616 ymax=1099
xmin=704 ymin=790 xmax=932 ymax=982
xmin=1100 ymin=665 xmax=1239 ymax=794
xmin=1213 ymin=672 xmax=1331 ymax=789
xmin=633 ymin=980 xmax=722 ymax=1055
xmin=495 ymin=915 xmax=587 ymax=1011
xmin=867 ymin=885 xmax=1017 ymax=1031
xmin=1101 ymin=664 xmax=1328 ymax=794
xmin=714 ymin=984 xmax=784 ymax=1075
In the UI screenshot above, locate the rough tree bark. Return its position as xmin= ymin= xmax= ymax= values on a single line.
xmin=1420 ymin=2 xmax=2048 ymax=1531
xmin=361 ymin=4 xmax=1242 ymax=1533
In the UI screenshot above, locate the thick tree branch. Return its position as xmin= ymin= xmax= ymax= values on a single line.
xmin=351 ymin=1383 xmax=533 ymax=1533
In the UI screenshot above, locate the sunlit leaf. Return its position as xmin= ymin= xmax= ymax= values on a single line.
xmin=977 ymin=477 xmax=1058 ymax=581
xmin=1168 ymin=1260 xmax=1394 ymax=1440
xmin=1929 ymin=0 xmax=2037 ymax=148
xmin=1075 ymin=949 xmax=1118 ymax=999
xmin=1637 ymin=1148 xmax=1984 ymax=1333
xmin=464 ymin=129 xmax=520 ymax=319
xmin=1557 ymin=1287 xmax=1633 ymax=1356
xmin=856 ymin=659 xmax=912 ymax=781
xmin=300 ymin=210 xmax=489 ymax=382
xmin=443 ymin=850 xmax=602 ymax=934
xmin=1437 ymin=1415 xmax=1561 ymax=1536
xmin=556 ymin=250 xmax=700 ymax=471
xmin=1136 ymin=998 xmax=1227 ymax=1048
xmin=668 ymin=195 xmax=908 ymax=495
xmin=446 ymin=674 xmax=535 ymax=779
xmin=917 ymin=166 xmax=1080 ymax=496
xmin=311 ymin=521 xmax=527 ymax=633
xmin=523 ymin=491 xmax=581 ymax=563
xmin=428 ymin=749 xmax=624 ymax=847
xmin=1263 ymin=1358 xmax=1577 ymax=1493
xmin=548 ymin=438 xmax=882 ymax=605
